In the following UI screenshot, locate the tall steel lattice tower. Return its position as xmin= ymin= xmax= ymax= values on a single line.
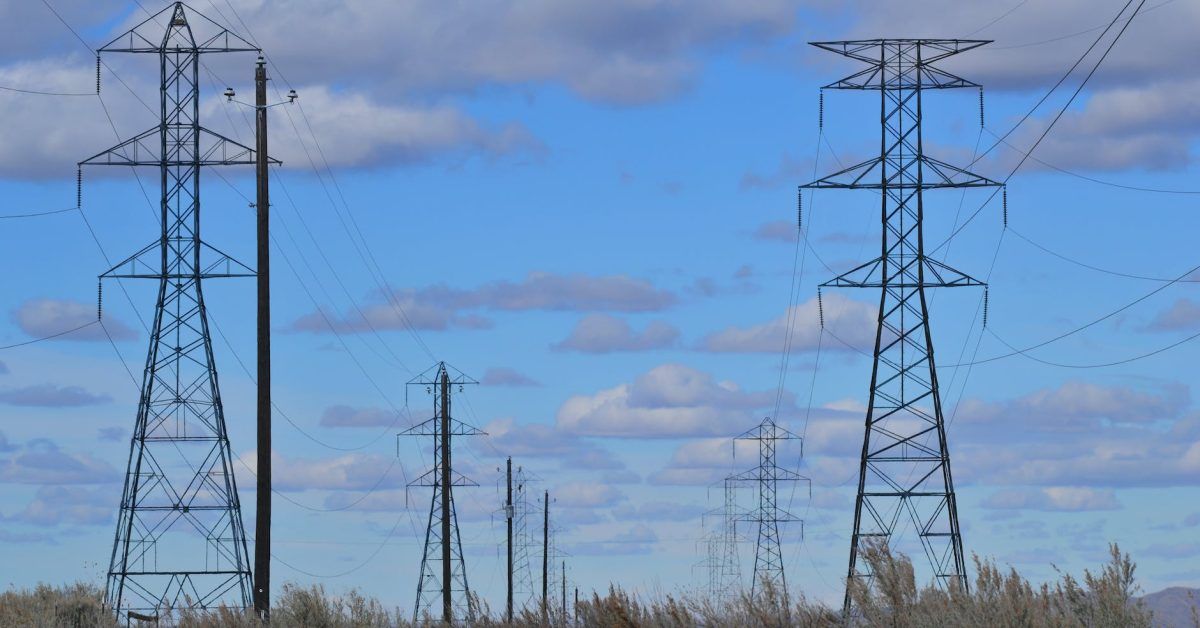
xmin=80 ymin=3 xmax=269 ymax=620
xmin=402 ymin=363 xmax=484 ymax=624
xmin=800 ymin=40 xmax=1003 ymax=614
xmin=727 ymin=417 xmax=807 ymax=599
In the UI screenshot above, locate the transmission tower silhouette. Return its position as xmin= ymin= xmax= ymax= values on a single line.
xmin=800 ymin=39 xmax=1004 ymax=614
xmin=511 ymin=466 xmax=539 ymax=611
xmin=402 ymin=362 xmax=484 ymax=624
xmin=727 ymin=417 xmax=807 ymax=599
xmin=700 ymin=477 xmax=744 ymax=597
xmin=80 ymin=3 xmax=268 ymax=620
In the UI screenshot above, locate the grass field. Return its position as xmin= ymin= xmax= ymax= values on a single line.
xmin=0 ymin=543 xmax=1187 ymax=627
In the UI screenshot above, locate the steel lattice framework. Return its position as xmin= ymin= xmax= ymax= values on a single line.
xmin=80 ymin=3 xmax=269 ymax=621
xmin=402 ymin=363 xmax=484 ymax=624
xmin=512 ymin=466 xmax=539 ymax=611
xmin=800 ymin=39 xmax=1003 ymax=615
xmin=727 ymin=417 xmax=807 ymax=599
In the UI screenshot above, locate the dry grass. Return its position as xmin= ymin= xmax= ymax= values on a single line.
xmin=0 ymin=543 xmax=1165 ymax=627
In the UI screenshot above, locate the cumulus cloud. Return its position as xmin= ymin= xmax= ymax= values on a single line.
xmin=0 ymin=438 xmax=120 ymax=485
xmin=3 ymin=485 xmax=113 ymax=526
xmin=981 ymin=487 xmax=1121 ymax=512
xmin=222 ymin=0 xmax=801 ymax=106
xmin=958 ymin=380 xmax=1188 ymax=429
xmin=553 ymin=481 xmax=626 ymax=509
xmin=699 ymin=293 xmax=875 ymax=353
xmin=557 ymin=364 xmax=786 ymax=438
xmin=569 ymin=523 xmax=659 ymax=556
xmin=1146 ymin=298 xmax=1200 ymax=332
xmin=480 ymin=367 xmax=540 ymax=387
xmin=0 ymin=383 xmax=110 ymax=407
xmin=318 ymin=405 xmax=401 ymax=429
xmin=239 ymin=450 xmax=403 ymax=493
xmin=292 ymin=272 xmax=676 ymax=334
xmin=553 ymin=314 xmax=680 ymax=353
xmin=12 ymin=298 xmax=136 ymax=342
xmin=477 ymin=418 xmax=625 ymax=471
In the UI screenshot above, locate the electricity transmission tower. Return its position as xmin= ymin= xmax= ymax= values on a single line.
xmin=800 ymin=40 xmax=1003 ymax=614
xmin=81 ymin=3 xmax=268 ymax=620
xmin=402 ymin=363 xmax=484 ymax=624
xmin=511 ymin=465 xmax=539 ymax=612
xmin=727 ymin=417 xmax=807 ymax=599
xmin=701 ymin=478 xmax=744 ymax=597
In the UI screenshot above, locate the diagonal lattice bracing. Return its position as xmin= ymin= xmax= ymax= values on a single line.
xmin=801 ymin=39 xmax=1004 ymax=617
xmin=81 ymin=3 xmax=269 ymax=621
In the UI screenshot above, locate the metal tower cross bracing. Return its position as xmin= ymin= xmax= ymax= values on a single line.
xmin=401 ymin=362 xmax=484 ymax=624
xmin=800 ymin=39 xmax=1003 ymax=614
xmin=727 ymin=417 xmax=807 ymax=599
xmin=79 ymin=3 xmax=271 ymax=620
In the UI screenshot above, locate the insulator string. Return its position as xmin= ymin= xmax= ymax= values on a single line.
xmin=76 ymin=167 xmax=82 ymax=208
xmin=818 ymin=90 xmax=824 ymax=130
xmin=95 ymin=54 xmax=101 ymax=95
xmin=982 ymin=287 xmax=989 ymax=329
xmin=1002 ymin=186 xmax=1008 ymax=228
xmin=797 ymin=187 xmax=803 ymax=232
xmin=978 ymin=87 xmax=984 ymax=128
xmin=817 ymin=288 xmax=825 ymax=329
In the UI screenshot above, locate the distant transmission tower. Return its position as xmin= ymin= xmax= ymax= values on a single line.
xmin=402 ymin=363 xmax=484 ymax=624
xmin=727 ymin=417 xmax=807 ymax=599
xmin=81 ymin=3 xmax=267 ymax=620
xmin=701 ymin=477 xmax=744 ymax=597
xmin=800 ymin=39 xmax=1003 ymax=613
xmin=512 ymin=466 xmax=539 ymax=611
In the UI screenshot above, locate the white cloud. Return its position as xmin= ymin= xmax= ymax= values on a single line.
xmin=3 ymin=485 xmax=114 ymax=526
xmin=958 ymin=380 xmax=1188 ymax=429
xmin=223 ymin=0 xmax=801 ymax=105
xmin=553 ymin=314 xmax=680 ymax=353
xmin=981 ymin=487 xmax=1121 ymax=512
xmin=699 ymin=293 xmax=875 ymax=353
xmin=13 ymin=298 xmax=136 ymax=342
xmin=239 ymin=450 xmax=404 ymax=492
xmin=552 ymin=481 xmax=626 ymax=509
xmin=318 ymin=405 xmax=401 ymax=429
xmin=557 ymin=364 xmax=785 ymax=438
xmin=292 ymin=272 xmax=676 ymax=335
xmin=480 ymin=367 xmax=540 ymax=387
xmin=0 ymin=438 xmax=120 ymax=485
xmin=0 ymin=383 xmax=110 ymax=407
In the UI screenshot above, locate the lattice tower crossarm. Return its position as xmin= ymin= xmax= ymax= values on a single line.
xmin=80 ymin=3 xmax=270 ymax=620
xmin=800 ymin=39 xmax=1004 ymax=615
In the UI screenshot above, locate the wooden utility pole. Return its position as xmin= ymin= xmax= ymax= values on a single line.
xmin=542 ymin=490 xmax=549 ymax=622
xmin=253 ymin=53 xmax=271 ymax=622
xmin=506 ymin=456 xmax=514 ymax=623
xmin=440 ymin=369 xmax=453 ymax=623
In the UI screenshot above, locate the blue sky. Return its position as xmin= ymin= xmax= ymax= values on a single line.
xmin=1 ymin=0 xmax=1198 ymax=612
